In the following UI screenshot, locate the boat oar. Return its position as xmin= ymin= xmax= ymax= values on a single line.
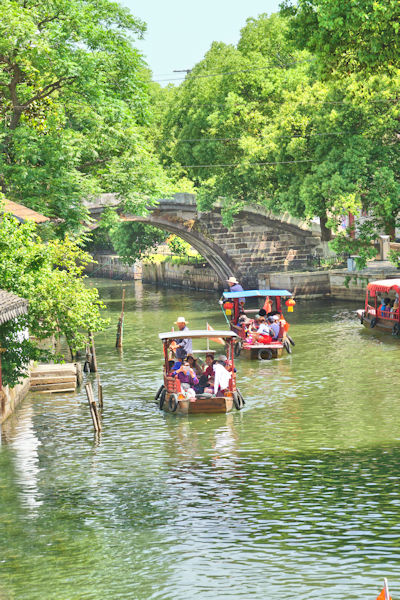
xmin=218 ymin=299 xmax=230 ymax=325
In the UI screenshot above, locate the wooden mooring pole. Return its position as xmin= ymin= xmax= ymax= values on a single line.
xmin=97 ymin=373 xmax=103 ymax=409
xmin=116 ymin=288 xmax=125 ymax=349
xmin=89 ymin=331 xmax=98 ymax=373
xmin=85 ymin=382 xmax=102 ymax=432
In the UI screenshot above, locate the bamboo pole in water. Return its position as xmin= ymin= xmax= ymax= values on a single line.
xmin=75 ymin=362 xmax=83 ymax=386
xmin=116 ymin=288 xmax=125 ymax=349
xmin=97 ymin=373 xmax=103 ymax=409
xmin=89 ymin=331 xmax=98 ymax=373
xmin=85 ymin=382 xmax=101 ymax=432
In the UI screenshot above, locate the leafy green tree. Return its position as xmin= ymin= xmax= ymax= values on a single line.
xmin=0 ymin=0 xmax=171 ymax=235
xmin=281 ymin=0 xmax=400 ymax=75
xmin=166 ymin=235 xmax=193 ymax=257
xmin=0 ymin=209 xmax=108 ymax=386
xmin=156 ymin=14 xmax=326 ymax=227
xmin=280 ymin=1 xmax=400 ymax=260
xmin=157 ymin=11 xmax=400 ymax=254
xmin=96 ymin=208 xmax=166 ymax=265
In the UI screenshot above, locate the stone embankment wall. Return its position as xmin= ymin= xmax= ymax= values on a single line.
xmin=142 ymin=262 xmax=220 ymax=291
xmin=1 ymin=377 xmax=30 ymax=424
xmin=86 ymin=254 xmax=399 ymax=302
xmin=86 ymin=253 xmax=142 ymax=280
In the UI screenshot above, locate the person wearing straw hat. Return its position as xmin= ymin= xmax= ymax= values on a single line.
xmin=174 ymin=316 xmax=192 ymax=359
xmin=226 ymin=276 xmax=245 ymax=307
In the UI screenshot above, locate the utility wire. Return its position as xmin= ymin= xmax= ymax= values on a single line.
xmin=166 ymin=132 xmax=346 ymax=143
xmin=169 ymin=159 xmax=315 ymax=169
xmin=153 ymin=59 xmax=315 ymax=83
xmin=155 ymin=97 xmax=399 ymax=109
xmin=159 ymin=129 xmax=395 ymax=145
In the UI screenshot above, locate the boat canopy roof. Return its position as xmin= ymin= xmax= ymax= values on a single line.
xmin=367 ymin=279 xmax=400 ymax=296
xmin=159 ymin=330 xmax=238 ymax=341
xmin=223 ymin=289 xmax=292 ymax=299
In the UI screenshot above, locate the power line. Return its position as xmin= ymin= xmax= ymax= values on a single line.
xmin=169 ymin=159 xmax=315 ymax=169
xmin=155 ymin=97 xmax=399 ymax=109
xmin=159 ymin=129 xmax=395 ymax=145
xmin=153 ymin=59 xmax=314 ymax=83
xmin=167 ymin=132 xmax=346 ymax=143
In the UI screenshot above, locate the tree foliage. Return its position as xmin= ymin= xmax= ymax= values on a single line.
xmin=96 ymin=208 xmax=166 ymax=265
xmin=0 ymin=0 xmax=171 ymax=235
xmin=281 ymin=0 xmax=400 ymax=75
xmin=0 ymin=209 xmax=108 ymax=386
xmin=156 ymin=10 xmax=400 ymax=257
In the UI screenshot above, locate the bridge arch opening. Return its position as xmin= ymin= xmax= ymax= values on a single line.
xmin=120 ymin=215 xmax=237 ymax=282
xmin=89 ymin=214 xmax=238 ymax=283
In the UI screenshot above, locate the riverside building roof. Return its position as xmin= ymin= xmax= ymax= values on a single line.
xmin=0 ymin=290 xmax=28 ymax=325
xmin=2 ymin=199 xmax=49 ymax=224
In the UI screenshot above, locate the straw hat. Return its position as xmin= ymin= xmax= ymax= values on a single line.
xmin=227 ymin=276 xmax=239 ymax=284
xmin=175 ymin=316 xmax=188 ymax=324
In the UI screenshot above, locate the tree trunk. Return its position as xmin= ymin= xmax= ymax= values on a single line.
xmin=319 ymin=212 xmax=332 ymax=242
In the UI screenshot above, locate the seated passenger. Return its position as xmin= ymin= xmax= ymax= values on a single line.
xmin=252 ymin=316 xmax=273 ymax=344
xmin=378 ymin=297 xmax=391 ymax=315
xmin=203 ymin=376 xmax=215 ymax=395
xmin=268 ymin=315 xmax=281 ymax=340
xmin=203 ymin=353 xmax=215 ymax=378
xmin=170 ymin=358 xmax=182 ymax=374
xmin=213 ymin=356 xmax=231 ymax=397
xmin=250 ymin=314 xmax=262 ymax=332
xmin=384 ymin=297 xmax=392 ymax=315
xmin=195 ymin=353 xmax=214 ymax=393
xmin=187 ymin=354 xmax=203 ymax=377
xmin=225 ymin=357 xmax=237 ymax=373
xmin=175 ymin=360 xmax=199 ymax=388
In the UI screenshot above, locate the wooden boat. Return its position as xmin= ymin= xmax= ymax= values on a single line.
xmin=220 ymin=289 xmax=295 ymax=360
xmin=156 ymin=330 xmax=245 ymax=415
xmin=357 ymin=279 xmax=400 ymax=336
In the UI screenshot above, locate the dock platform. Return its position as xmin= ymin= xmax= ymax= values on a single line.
xmin=30 ymin=363 xmax=83 ymax=393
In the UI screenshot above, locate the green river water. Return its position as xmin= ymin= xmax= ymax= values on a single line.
xmin=1 ymin=279 xmax=399 ymax=600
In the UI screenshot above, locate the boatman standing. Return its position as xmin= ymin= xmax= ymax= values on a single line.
xmin=227 ymin=276 xmax=245 ymax=307
xmin=174 ymin=316 xmax=192 ymax=359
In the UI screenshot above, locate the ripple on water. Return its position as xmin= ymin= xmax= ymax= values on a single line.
xmin=0 ymin=289 xmax=399 ymax=599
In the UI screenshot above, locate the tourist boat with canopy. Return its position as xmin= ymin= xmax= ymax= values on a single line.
xmin=357 ymin=279 xmax=400 ymax=336
xmin=155 ymin=330 xmax=245 ymax=415
xmin=220 ymin=289 xmax=295 ymax=360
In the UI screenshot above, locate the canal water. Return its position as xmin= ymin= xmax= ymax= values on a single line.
xmin=1 ymin=280 xmax=399 ymax=600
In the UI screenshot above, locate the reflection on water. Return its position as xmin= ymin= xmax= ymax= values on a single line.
xmin=0 ymin=280 xmax=399 ymax=599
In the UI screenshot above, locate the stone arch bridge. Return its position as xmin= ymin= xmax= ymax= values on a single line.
xmin=86 ymin=193 xmax=322 ymax=287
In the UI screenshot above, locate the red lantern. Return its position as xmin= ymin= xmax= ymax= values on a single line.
xmin=285 ymin=298 xmax=296 ymax=313
xmin=223 ymin=301 xmax=234 ymax=316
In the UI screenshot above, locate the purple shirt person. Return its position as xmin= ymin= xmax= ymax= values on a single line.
xmin=227 ymin=276 xmax=245 ymax=305
xmin=174 ymin=316 xmax=192 ymax=359
xmin=175 ymin=362 xmax=199 ymax=387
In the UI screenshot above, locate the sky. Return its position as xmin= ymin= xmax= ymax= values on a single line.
xmin=119 ymin=0 xmax=282 ymax=84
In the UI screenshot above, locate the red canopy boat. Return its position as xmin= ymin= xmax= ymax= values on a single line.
xmin=357 ymin=279 xmax=400 ymax=336
xmin=156 ymin=330 xmax=245 ymax=415
xmin=221 ymin=289 xmax=295 ymax=360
